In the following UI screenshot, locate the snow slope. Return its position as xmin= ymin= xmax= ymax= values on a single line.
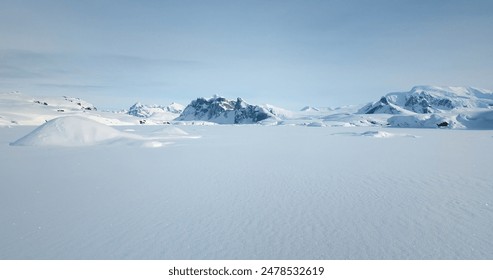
xmin=1 ymin=125 xmax=492 ymax=259
xmin=0 ymin=91 xmax=138 ymax=126
xmin=263 ymin=104 xmax=295 ymax=119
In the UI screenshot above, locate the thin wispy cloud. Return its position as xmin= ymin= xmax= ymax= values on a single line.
xmin=1 ymin=0 xmax=492 ymax=109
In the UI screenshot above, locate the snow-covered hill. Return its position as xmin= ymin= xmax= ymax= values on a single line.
xmin=11 ymin=116 xmax=137 ymax=146
xmin=359 ymin=86 xmax=493 ymax=114
xmin=0 ymin=91 xmax=137 ymax=126
xmin=177 ymin=96 xmax=279 ymax=124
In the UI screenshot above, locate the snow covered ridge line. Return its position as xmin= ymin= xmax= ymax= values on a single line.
xmin=359 ymin=85 xmax=493 ymax=114
xmin=356 ymin=86 xmax=493 ymax=129
xmin=176 ymin=96 xmax=280 ymax=124
xmin=3 ymin=86 xmax=493 ymax=128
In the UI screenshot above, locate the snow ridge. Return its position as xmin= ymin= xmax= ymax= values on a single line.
xmin=359 ymin=86 xmax=493 ymax=114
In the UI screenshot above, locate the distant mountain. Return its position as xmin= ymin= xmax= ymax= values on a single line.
xmin=359 ymin=86 xmax=493 ymax=114
xmin=300 ymin=106 xmax=321 ymax=112
xmin=300 ymin=106 xmax=336 ymax=112
xmin=127 ymin=102 xmax=184 ymax=119
xmin=177 ymin=96 xmax=278 ymax=124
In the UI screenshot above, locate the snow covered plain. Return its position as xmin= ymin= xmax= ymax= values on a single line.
xmin=1 ymin=123 xmax=492 ymax=259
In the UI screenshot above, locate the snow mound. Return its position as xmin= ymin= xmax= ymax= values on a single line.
xmin=360 ymin=130 xmax=419 ymax=138
xmin=11 ymin=116 xmax=140 ymax=146
xmin=360 ymin=131 xmax=395 ymax=138
xmin=332 ymin=130 xmax=419 ymax=138
xmin=150 ymin=126 xmax=189 ymax=136
xmin=10 ymin=117 xmax=197 ymax=147
xmin=306 ymin=121 xmax=325 ymax=127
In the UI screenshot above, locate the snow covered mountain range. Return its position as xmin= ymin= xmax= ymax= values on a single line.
xmin=2 ymin=86 xmax=493 ymax=129
xmin=176 ymin=96 xmax=278 ymax=124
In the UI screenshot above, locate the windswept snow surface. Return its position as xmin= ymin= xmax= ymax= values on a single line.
xmin=1 ymin=125 xmax=492 ymax=259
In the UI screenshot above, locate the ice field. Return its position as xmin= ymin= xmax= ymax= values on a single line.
xmin=1 ymin=123 xmax=492 ymax=259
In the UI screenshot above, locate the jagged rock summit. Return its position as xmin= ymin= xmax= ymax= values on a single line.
xmin=177 ymin=96 xmax=278 ymax=124
xmin=359 ymin=86 xmax=493 ymax=114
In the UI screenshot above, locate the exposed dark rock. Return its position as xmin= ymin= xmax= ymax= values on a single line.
xmin=177 ymin=96 xmax=277 ymax=124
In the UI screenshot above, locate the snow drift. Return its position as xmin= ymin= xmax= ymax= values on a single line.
xmin=11 ymin=116 xmax=199 ymax=147
xmin=11 ymin=116 xmax=140 ymax=146
xmin=332 ymin=130 xmax=418 ymax=138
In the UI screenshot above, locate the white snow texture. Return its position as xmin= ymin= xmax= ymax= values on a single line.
xmin=1 ymin=87 xmax=493 ymax=260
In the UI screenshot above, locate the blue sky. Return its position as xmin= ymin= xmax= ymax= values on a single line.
xmin=1 ymin=0 xmax=493 ymax=110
